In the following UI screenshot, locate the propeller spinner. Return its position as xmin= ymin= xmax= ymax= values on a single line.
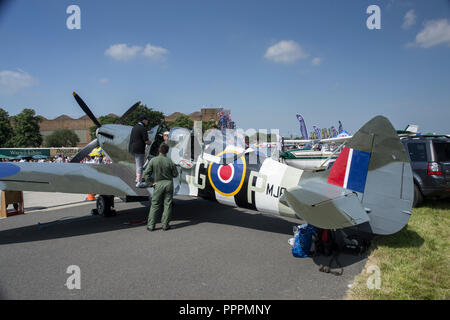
xmin=70 ymin=92 xmax=140 ymax=163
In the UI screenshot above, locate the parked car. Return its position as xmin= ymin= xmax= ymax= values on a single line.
xmin=401 ymin=135 xmax=450 ymax=207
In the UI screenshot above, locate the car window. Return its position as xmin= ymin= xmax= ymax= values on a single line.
xmin=433 ymin=142 xmax=450 ymax=162
xmin=407 ymin=143 xmax=427 ymax=162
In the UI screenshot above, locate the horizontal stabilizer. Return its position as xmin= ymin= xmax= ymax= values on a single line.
xmin=284 ymin=179 xmax=370 ymax=229
xmin=283 ymin=116 xmax=413 ymax=235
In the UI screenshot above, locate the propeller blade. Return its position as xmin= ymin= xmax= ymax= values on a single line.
xmin=73 ymin=92 xmax=102 ymax=128
xmin=115 ymin=101 xmax=141 ymax=125
xmin=70 ymin=139 xmax=99 ymax=163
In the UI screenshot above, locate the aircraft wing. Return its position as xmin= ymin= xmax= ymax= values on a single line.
xmin=318 ymin=136 xmax=352 ymax=143
xmin=283 ymin=139 xmax=311 ymax=145
xmin=284 ymin=136 xmax=352 ymax=145
xmin=0 ymin=162 xmax=152 ymax=197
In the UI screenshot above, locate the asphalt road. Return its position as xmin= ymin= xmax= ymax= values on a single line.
xmin=0 ymin=196 xmax=367 ymax=299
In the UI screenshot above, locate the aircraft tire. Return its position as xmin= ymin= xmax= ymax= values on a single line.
xmin=97 ymin=195 xmax=115 ymax=217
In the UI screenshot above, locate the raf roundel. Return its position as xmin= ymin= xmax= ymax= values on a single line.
xmin=0 ymin=163 xmax=21 ymax=179
xmin=217 ymin=164 xmax=234 ymax=183
xmin=208 ymin=151 xmax=246 ymax=197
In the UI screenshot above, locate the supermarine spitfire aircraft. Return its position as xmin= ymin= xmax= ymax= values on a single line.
xmin=0 ymin=93 xmax=414 ymax=236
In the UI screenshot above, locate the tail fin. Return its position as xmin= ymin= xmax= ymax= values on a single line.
xmin=283 ymin=116 xmax=413 ymax=235
xmin=345 ymin=115 xmax=413 ymax=234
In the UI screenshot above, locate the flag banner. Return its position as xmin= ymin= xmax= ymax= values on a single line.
xmin=313 ymin=126 xmax=322 ymax=140
xmin=296 ymin=114 xmax=308 ymax=140
xmin=331 ymin=126 xmax=337 ymax=137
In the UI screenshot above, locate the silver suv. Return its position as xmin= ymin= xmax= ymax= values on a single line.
xmin=401 ymin=135 xmax=450 ymax=207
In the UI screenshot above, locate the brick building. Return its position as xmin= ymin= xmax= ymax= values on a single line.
xmin=165 ymin=108 xmax=221 ymax=123
xmin=36 ymin=108 xmax=222 ymax=147
xmin=38 ymin=115 xmax=97 ymax=147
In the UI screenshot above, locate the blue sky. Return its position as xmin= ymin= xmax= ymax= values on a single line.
xmin=0 ymin=0 xmax=449 ymax=136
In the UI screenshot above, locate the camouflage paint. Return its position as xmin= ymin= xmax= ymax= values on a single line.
xmin=0 ymin=116 xmax=413 ymax=235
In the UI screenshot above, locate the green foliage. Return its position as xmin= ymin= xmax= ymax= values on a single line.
xmin=248 ymin=132 xmax=278 ymax=143
xmin=0 ymin=108 xmax=13 ymax=147
xmin=202 ymin=120 xmax=216 ymax=132
xmin=346 ymin=200 xmax=450 ymax=300
xmin=44 ymin=129 xmax=80 ymax=147
xmin=166 ymin=118 xmax=217 ymax=132
xmin=89 ymin=105 xmax=165 ymax=139
xmin=167 ymin=114 xmax=194 ymax=130
xmin=119 ymin=104 xmax=165 ymax=128
xmin=9 ymin=108 xmax=42 ymax=147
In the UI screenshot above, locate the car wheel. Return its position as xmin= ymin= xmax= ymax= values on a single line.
xmin=413 ymin=184 xmax=423 ymax=208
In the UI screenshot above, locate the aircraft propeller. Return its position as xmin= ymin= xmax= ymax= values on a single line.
xmin=73 ymin=92 xmax=102 ymax=128
xmin=70 ymin=92 xmax=141 ymax=163
xmin=70 ymin=92 xmax=101 ymax=163
xmin=115 ymin=101 xmax=141 ymax=125
xmin=70 ymin=138 xmax=100 ymax=163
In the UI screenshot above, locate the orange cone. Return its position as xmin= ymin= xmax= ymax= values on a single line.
xmin=87 ymin=194 xmax=96 ymax=201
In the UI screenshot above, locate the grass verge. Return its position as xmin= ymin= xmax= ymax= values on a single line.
xmin=346 ymin=200 xmax=450 ymax=300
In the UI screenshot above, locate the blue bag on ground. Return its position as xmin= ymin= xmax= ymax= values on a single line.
xmin=292 ymin=224 xmax=317 ymax=258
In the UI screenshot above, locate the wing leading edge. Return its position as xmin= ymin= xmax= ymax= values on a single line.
xmin=0 ymin=162 xmax=151 ymax=197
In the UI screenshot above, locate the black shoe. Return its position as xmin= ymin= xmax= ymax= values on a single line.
xmin=162 ymin=226 xmax=171 ymax=231
xmin=147 ymin=226 xmax=155 ymax=231
xmin=136 ymin=182 xmax=148 ymax=188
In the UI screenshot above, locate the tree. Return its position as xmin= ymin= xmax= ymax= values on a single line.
xmin=248 ymin=132 xmax=278 ymax=143
xmin=167 ymin=115 xmax=194 ymax=130
xmin=44 ymin=129 xmax=80 ymax=147
xmin=0 ymin=108 xmax=13 ymax=147
xmin=202 ymin=120 xmax=216 ymax=132
xmin=9 ymin=108 xmax=42 ymax=147
xmin=119 ymin=104 xmax=165 ymax=128
xmin=89 ymin=105 xmax=165 ymax=139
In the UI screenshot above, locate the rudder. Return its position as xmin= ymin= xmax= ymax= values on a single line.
xmin=343 ymin=116 xmax=413 ymax=235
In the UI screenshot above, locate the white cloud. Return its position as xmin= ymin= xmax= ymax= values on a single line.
xmin=142 ymin=44 xmax=169 ymax=61
xmin=105 ymin=43 xmax=142 ymax=61
xmin=402 ymin=9 xmax=416 ymax=29
xmin=264 ymin=40 xmax=308 ymax=64
xmin=99 ymin=78 xmax=109 ymax=84
xmin=105 ymin=43 xmax=169 ymax=62
xmin=312 ymin=57 xmax=322 ymax=66
xmin=0 ymin=69 xmax=37 ymax=94
xmin=409 ymin=18 xmax=450 ymax=48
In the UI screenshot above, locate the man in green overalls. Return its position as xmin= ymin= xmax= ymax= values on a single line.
xmin=143 ymin=143 xmax=179 ymax=231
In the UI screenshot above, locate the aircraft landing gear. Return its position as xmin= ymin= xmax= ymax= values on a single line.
xmin=92 ymin=195 xmax=116 ymax=217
